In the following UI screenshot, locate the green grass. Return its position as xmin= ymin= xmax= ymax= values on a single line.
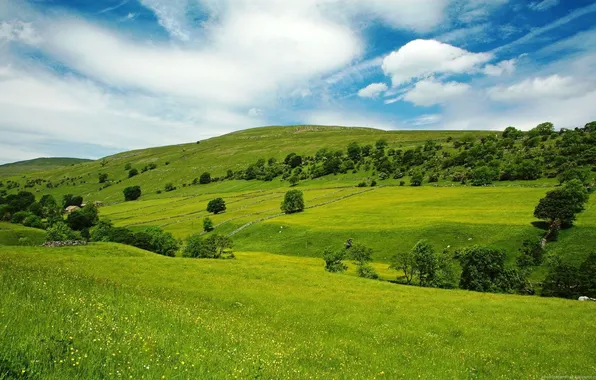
xmin=0 ymin=222 xmax=46 ymax=246
xmin=0 ymin=157 xmax=91 ymax=177
xmin=1 ymin=244 xmax=594 ymax=379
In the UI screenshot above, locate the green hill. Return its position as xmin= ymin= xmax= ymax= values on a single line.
xmin=0 ymin=244 xmax=594 ymax=378
xmin=0 ymin=157 xmax=92 ymax=177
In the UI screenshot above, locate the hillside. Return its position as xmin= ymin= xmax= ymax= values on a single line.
xmin=1 ymin=124 xmax=594 ymax=266
xmin=1 ymin=245 xmax=594 ymax=378
xmin=0 ymin=157 xmax=92 ymax=177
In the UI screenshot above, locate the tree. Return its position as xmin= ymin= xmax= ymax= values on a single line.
xmin=124 ymin=163 xmax=132 ymax=170
xmin=46 ymin=222 xmax=81 ymax=242
xmin=98 ymin=173 xmax=109 ymax=183
xmin=347 ymin=142 xmax=362 ymax=161
xmin=541 ymin=260 xmax=581 ymax=299
xmin=144 ymin=227 xmax=179 ymax=257
xmin=199 ymin=172 xmax=211 ymax=184
xmin=411 ymin=240 xmax=438 ymax=287
xmin=203 ymin=217 xmax=214 ymax=232
xmin=164 ymin=183 xmax=176 ymax=192
xmin=62 ymin=194 xmax=83 ymax=208
xmin=123 ymin=186 xmax=142 ymax=201
xmin=471 ymin=166 xmax=494 ymax=186
xmin=502 ymin=126 xmax=523 ymax=140
xmin=66 ymin=204 xmax=98 ymax=231
xmin=529 ymin=122 xmax=555 ymax=137
xmin=579 ymin=253 xmax=596 ymax=297
xmin=281 ymin=190 xmax=304 ymax=214
xmin=207 ymin=198 xmax=226 ymax=214
xmin=534 ymin=181 xmax=588 ymax=240
xmin=375 ymin=139 xmax=388 ymax=151
xmin=100 ymin=158 xmax=108 ymax=167
xmin=349 ymin=244 xmax=379 ymax=279
xmin=458 ymin=246 xmax=523 ymax=293
xmin=183 ymin=234 xmax=233 ymax=259
xmin=23 ymin=215 xmax=44 ymax=229
xmin=323 ymin=248 xmax=347 ymax=273
xmin=288 ymin=175 xmax=299 ymax=187
xmin=390 ymin=250 xmax=415 ymax=284
xmin=410 ymin=170 xmax=423 ymax=186
xmin=128 ymin=168 xmax=139 ymax=178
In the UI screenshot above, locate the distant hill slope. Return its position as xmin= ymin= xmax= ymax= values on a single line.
xmin=0 ymin=157 xmax=92 ymax=176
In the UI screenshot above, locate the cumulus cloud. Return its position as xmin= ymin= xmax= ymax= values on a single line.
xmin=483 ymin=59 xmax=516 ymax=76
xmin=0 ymin=20 xmax=41 ymax=44
xmin=248 ymin=108 xmax=263 ymax=117
xmin=487 ymin=75 xmax=589 ymax=102
xmin=402 ymin=78 xmax=470 ymax=106
xmin=381 ymin=39 xmax=492 ymax=87
xmin=357 ymin=82 xmax=388 ymax=98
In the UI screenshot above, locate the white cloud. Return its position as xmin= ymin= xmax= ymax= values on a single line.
xmin=483 ymin=59 xmax=516 ymax=76
xmin=306 ymin=109 xmax=400 ymax=130
xmin=529 ymin=0 xmax=559 ymax=12
xmin=407 ymin=114 xmax=442 ymax=126
xmin=487 ymin=75 xmax=589 ymax=102
xmin=381 ymin=39 xmax=492 ymax=87
xmin=0 ymin=20 xmax=41 ymax=44
xmin=402 ymin=78 xmax=470 ymax=107
xmin=357 ymin=82 xmax=388 ymax=98
xmin=248 ymin=108 xmax=263 ymax=117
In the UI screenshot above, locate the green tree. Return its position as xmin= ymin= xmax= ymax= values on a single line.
xmin=46 ymin=222 xmax=81 ymax=242
xmin=203 ymin=217 xmax=214 ymax=232
xmin=144 ymin=227 xmax=179 ymax=257
xmin=347 ymin=142 xmax=362 ymax=161
xmin=98 ymin=173 xmax=109 ymax=183
xmin=411 ymin=240 xmax=438 ymax=287
xmin=288 ymin=175 xmax=299 ymax=187
xmin=471 ymin=166 xmax=494 ymax=186
xmin=123 ymin=186 xmax=142 ymax=201
xmin=207 ymin=198 xmax=226 ymax=214
xmin=541 ymin=260 xmax=581 ymax=299
xmin=199 ymin=172 xmax=211 ymax=184
xmin=534 ymin=181 xmax=588 ymax=238
xmin=66 ymin=204 xmax=98 ymax=231
xmin=183 ymin=234 xmax=233 ymax=259
xmin=281 ymin=190 xmax=304 ymax=214
xmin=410 ymin=170 xmax=423 ymax=186
xmin=323 ymin=248 xmax=347 ymax=273
xmin=390 ymin=249 xmax=415 ymax=284
xmin=458 ymin=246 xmax=523 ymax=293
xmin=128 ymin=168 xmax=139 ymax=178
xmin=579 ymin=253 xmax=596 ymax=297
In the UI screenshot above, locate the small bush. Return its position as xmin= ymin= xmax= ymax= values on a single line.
xmin=123 ymin=186 xmax=142 ymax=201
xmin=357 ymin=182 xmax=367 ymax=188
xmin=203 ymin=217 xmax=214 ymax=232
xmin=357 ymin=264 xmax=379 ymax=279
xmin=22 ymin=215 xmax=44 ymax=229
xmin=183 ymin=234 xmax=233 ymax=259
xmin=128 ymin=168 xmax=139 ymax=178
xmin=164 ymin=183 xmax=176 ymax=192
xmin=46 ymin=222 xmax=81 ymax=242
xmin=370 ymin=180 xmax=377 ymax=187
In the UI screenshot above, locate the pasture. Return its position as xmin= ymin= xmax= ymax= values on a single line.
xmin=1 ymin=244 xmax=594 ymax=379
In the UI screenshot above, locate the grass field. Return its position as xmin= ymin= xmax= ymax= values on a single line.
xmin=1 ymin=244 xmax=595 ymax=379
xmin=0 ymin=223 xmax=46 ymax=246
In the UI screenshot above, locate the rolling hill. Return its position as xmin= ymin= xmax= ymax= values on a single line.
xmin=0 ymin=157 xmax=92 ymax=177
xmin=1 ymin=125 xmax=595 ymax=378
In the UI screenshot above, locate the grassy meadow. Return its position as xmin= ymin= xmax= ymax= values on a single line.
xmin=1 ymin=244 xmax=595 ymax=379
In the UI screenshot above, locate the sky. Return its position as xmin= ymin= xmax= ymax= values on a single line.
xmin=1 ymin=0 xmax=596 ymax=163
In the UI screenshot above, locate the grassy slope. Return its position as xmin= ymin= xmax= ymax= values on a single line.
xmin=1 ymin=244 xmax=594 ymax=379
xmin=0 ymin=222 xmax=46 ymax=246
xmin=0 ymin=126 xmax=494 ymax=204
xmin=0 ymin=157 xmax=91 ymax=177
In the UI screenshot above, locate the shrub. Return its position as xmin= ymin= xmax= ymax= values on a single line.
xmin=66 ymin=205 xmax=98 ymax=231
xmin=288 ymin=175 xmax=299 ymax=187
xmin=22 ymin=215 xmax=44 ymax=229
xmin=471 ymin=166 xmax=494 ymax=186
xmin=128 ymin=168 xmax=139 ymax=178
xmin=350 ymin=244 xmax=373 ymax=265
xmin=207 ymin=198 xmax=226 ymax=214
xmin=90 ymin=220 xmax=115 ymax=242
xmin=199 ymin=172 xmax=211 ymax=184
xmin=124 ymin=163 xmax=132 ymax=170
xmin=281 ymin=190 xmax=304 ymax=214
xmin=458 ymin=246 xmax=524 ymax=293
xmin=46 ymin=222 xmax=81 ymax=242
xmin=410 ymin=171 xmax=423 ymax=186
xmin=63 ymin=194 xmax=83 ymax=208
xmin=144 ymin=227 xmax=179 ymax=257
xmin=378 ymin=172 xmax=388 ymax=180
xmin=183 ymin=234 xmax=233 ymax=259
xmin=323 ymin=248 xmax=347 ymax=273
xmin=11 ymin=211 xmax=33 ymax=224
xmin=370 ymin=180 xmax=377 ymax=187
xmin=164 ymin=183 xmax=176 ymax=192
xmin=98 ymin=173 xmax=109 ymax=183
xmin=123 ymin=186 xmax=142 ymax=201
xmin=203 ymin=217 xmax=214 ymax=232
xmin=357 ymin=264 xmax=379 ymax=279
xmin=357 ymin=182 xmax=367 ymax=188
xmin=399 ymin=181 xmax=405 ymax=186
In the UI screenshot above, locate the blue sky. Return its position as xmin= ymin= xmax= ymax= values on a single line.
xmin=1 ymin=0 xmax=596 ymax=163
